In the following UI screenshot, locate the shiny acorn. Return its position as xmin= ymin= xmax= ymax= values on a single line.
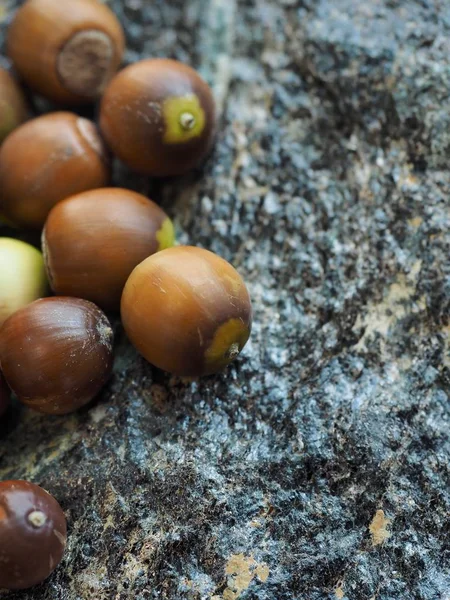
xmin=121 ymin=246 xmax=252 ymax=376
xmin=7 ymin=0 xmax=124 ymax=105
xmin=0 ymin=480 xmax=67 ymax=590
xmin=0 ymin=238 xmax=47 ymax=326
xmin=0 ymin=297 xmax=114 ymax=414
xmin=100 ymin=58 xmax=216 ymax=176
xmin=0 ymin=67 xmax=29 ymax=144
xmin=0 ymin=112 xmax=109 ymax=228
xmin=0 ymin=371 xmax=10 ymax=417
xmin=42 ymin=188 xmax=175 ymax=311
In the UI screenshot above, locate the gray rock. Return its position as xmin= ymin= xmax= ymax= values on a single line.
xmin=0 ymin=0 xmax=449 ymax=599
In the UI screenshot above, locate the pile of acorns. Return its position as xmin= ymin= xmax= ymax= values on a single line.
xmin=0 ymin=0 xmax=253 ymax=591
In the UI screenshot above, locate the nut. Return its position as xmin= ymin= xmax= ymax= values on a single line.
xmin=0 ymin=297 xmax=114 ymax=414
xmin=7 ymin=0 xmax=124 ymax=104
xmin=43 ymin=188 xmax=175 ymax=311
xmin=121 ymin=246 xmax=252 ymax=376
xmin=0 ymin=112 xmax=109 ymax=228
xmin=100 ymin=58 xmax=216 ymax=176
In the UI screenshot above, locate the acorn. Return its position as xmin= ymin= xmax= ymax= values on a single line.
xmin=100 ymin=58 xmax=216 ymax=176
xmin=0 ymin=238 xmax=47 ymax=326
xmin=121 ymin=246 xmax=252 ymax=376
xmin=0 ymin=67 xmax=29 ymax=144
xmin=0 ymin=480 xmax=67 ymax=590
xmin=0 ymin=371 xmax=10 ymax=417
xmin=0 ymin=297 xmax=114 ymax=414
xmin=42 ymin=188 xmax=175 ymax=311
xmin=7 ymin=0 xmax=125 ymax=105
xmin=0 ymin=112 xmax=109 ymax=228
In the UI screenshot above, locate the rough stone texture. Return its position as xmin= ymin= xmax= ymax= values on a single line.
xmin=1 ymin=1 xmax=449 ymax=599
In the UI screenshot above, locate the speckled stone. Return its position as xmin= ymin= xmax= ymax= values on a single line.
xmin=1 ymin=1 xmax=449 ymax=599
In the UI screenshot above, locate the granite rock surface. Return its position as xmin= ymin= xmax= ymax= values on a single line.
xmin=0 ymin=0 xmax=449 ymax=599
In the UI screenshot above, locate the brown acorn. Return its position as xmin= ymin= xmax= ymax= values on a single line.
xmin=42 ymin=188 xmax=175 ymax=311
xmin=7 ymin=0 xmax=125 ymax=105
xmin=121 ymin=246 xmax=252 ymax=376
xmin=0 ymin=480 xmax=67 ymax=590
xmin=0 ymin=67 xmax=29 ymax=144
xmin=0 ymin=297 xmax=114 ymax=414
xmin=100 ymin=58 xmax=216 ymax=176
xmin=0 ymin=112 xmax=109 ymax=228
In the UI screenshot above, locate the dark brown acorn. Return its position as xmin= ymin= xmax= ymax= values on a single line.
xmin=0 ymin=297 xmax=114 ymax=414
xmin=0 ymin=480 xmax=67 ymax=590
xmin=100 ymin=58 xmax=216 ymax=176
xmin=7 ymin=0 xmax=125 ymax=105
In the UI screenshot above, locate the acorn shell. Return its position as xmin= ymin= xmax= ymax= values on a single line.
xmin=42 ymin=188 xmax=175 ymax=311
xmin=121 ymin=246 xmax=252 ymax=376
xmin=0 ymin=297 xmax=114 ymax=414
xmin=0 ymin=480 xmax=67 ymax=590
xmin=0 ymin=112 xmax=109 ymax=228
xmin=7 ymin=0 xmax=125 ymax=104
xmin=100 ymin=58 xmax=216 ymax=176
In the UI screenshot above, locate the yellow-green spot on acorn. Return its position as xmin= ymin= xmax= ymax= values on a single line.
xmin=162 ymin=94 xmax=206 ymax=144
xmin=204 ymin=318 xmax=250 ymax=372
xmin=156 ymin=218 xmax=176 ymax=251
